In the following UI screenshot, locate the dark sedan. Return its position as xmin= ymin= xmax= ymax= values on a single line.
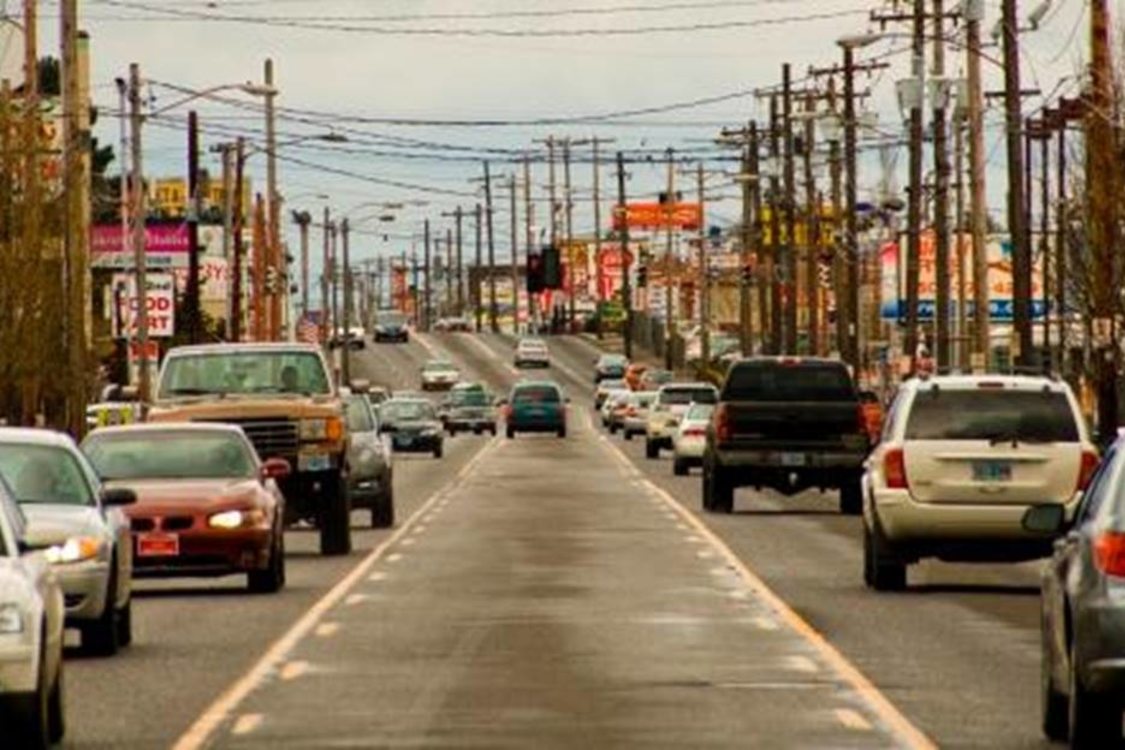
xmin=1026 ymin=436 xmax=1125 ymax=747
xmin=379 ymin=399 xmax=444 ymax=459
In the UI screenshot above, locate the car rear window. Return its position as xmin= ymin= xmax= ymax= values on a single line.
xmin=722 ymin=361 xmax=854 ymax=402
xmin=514 ymin=386 xmax=561 ymax=404
xmin=660 ymin=387 xmax=718 ymax=405
xmin=905 ymin=389 xmax=1079 ymax=442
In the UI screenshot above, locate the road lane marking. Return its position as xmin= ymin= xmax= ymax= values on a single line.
xmin=400 ymin=538 xmax=416 ymax=547
xmin=345 ymin=593 xmax=369 ymax=606
xmin=413 ymin=525 xmax=426 ymax=534
xmin=786 ymin=655 xmax=820 ymax=674
xmin=836 ymin=708 xmax=874 ymax=731
xmin=387 ymin=553 xmax=404 ymax=563
xmin=462 ymin=332 xmax=521 ymax=376
xmin=752 ymin=616 xmax=780 ymax=631
xmin=279 ymin=661 xmax=309 ymax=681
xmin=171 ymin=435 xmax=503 ymax=750
xmin=368 ymin=571 xmax=388 ymax=583
xmin=599 ymin=441 xmax=937 ymax=750
xmin=315 ymin=622 xmax=340 ymax=638
xmin=231 ymin=714 xmax=263 ymax=736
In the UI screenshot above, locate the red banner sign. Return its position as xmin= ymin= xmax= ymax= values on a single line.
xmin=612 ymin=202 xmax=702 ymax=231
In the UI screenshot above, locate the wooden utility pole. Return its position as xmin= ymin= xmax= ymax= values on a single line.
xmin=293 ymin=211 xmax=311 ymax=319
xmin=263 ymin=59 xmax=283 ymax=341
xmin=592 ymin=139 xmax=604 ymax=338
xmin=781 ymin=64 xmax=798 ymax=354
xmin=474 ymin=203 xmax=483 ymax=332
xmin=341 ymin=218 xmax=352 ymax=383
xmin=127 ymin=63 xmax=151 ymax=402
xmin=523 ymin=156 xmax=535 ymax=331
xmin=802 ymin=94 xmax=820 ymax=355
xmin=768 ymin=95 xmax=782 ymax=355
xmin=186 ymin=110 xmax=202 ymax=343
xmin=664 ymin=147 xmax=676 ymax=369
xmin=954 ymin=114 xmax=970 ymax=368
xmin=423 ymin=218 xmax=432 ymax=332
xmin=845 ymin=42 xmax=868 ymax=371
xmin=903 ymin=0 xmax=926 ymax=371
xmin=455 ymin=206 xmax=464 ymax=315
xmin=1001 ymin=0 xmax=1030 ymax=367
xmin=563 ymin=139 xmax=576 ymax=329
xmin=697 ymin=161 xmax=710 ymax=364
xmin=960 ymin=0 xmax=991 ymax=369
xmin=483 ymin=162 xmax=498 ymax=332
xmin=509 ymin=174 xmax=519 ymax=333
xmin=318 ymin=207 xmax=330 ymax=343
xmin=616 ymin=151 xmax=633 ymax=359
xmin=932 ymin=0 xmax=951 ymax=367
xmin=231 ymin=139 xmax=246 ymax=341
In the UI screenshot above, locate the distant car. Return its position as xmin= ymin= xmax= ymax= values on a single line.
xmin=344 ymin=393 xmax=394 ymax=528
xmin=672 ymin=403 xmax=714 ymax=475
xmin=379 ymin=399 xmax=444 ymax=458
xmin=624 ymin=363 xmax=648 ymax=391
xmin=515 ymin=338 xmax=550 ymax=369
xmin=328 ymin=326 xmax=366 ymax=350
xmin=505 ymin=381 xmax=567 ymax=439
xmin=445 ymin=387 xmax=498 ymax=436
xmin=863 ymin=374 xmax=1096 ymax=592
xmin=605 ymin=391 xmax=634 ymax=434
xmin=420 ymin=359 xmax=460 ymax=391
xmin=645 ymin=382 xmax=720 ymax=459
xmin=639 ymin=368 xmax=674 ymax=392
xmin=1028 ymin=433 xmax=1125 ymax=746
xmin=0 ymin=479 xmax=66 ymax=748
xmin=600 ymin=389 xmax=630 ymax=427
xmin=0 ymin=428 xmax=137 ymax=656
xmin=622 ymin=391 xmax=658 ymax=441
xmin=435 ymin=317 xmax=472 ymax=333
xmin=594 ymin=378 xmax=629 ymax=411
xmin=593 ymin=353 xmax=628 ymax=383
xmin=365 ymin=386 xmax=390 ymax=406
xmin=82 ymin=424 xmax=289 ymax=594
xmin=373 ymin=310 xmax=410 ymax=343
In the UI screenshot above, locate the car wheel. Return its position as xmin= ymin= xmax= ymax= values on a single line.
xmin=248 ymin=534 xmax=285 ymax=593
xmin=704 ymin=464 xmax=734 ymax=514
xmin=645 ymin=440 xmax=659 ymax=459
xmin=13 ymin=637 xmax=51 ymax=750
xmin=116 ymin=596 xmax=133 ymax=647
xmin=557 ymin=426 xmax=567 ymax=439
xmin=372 ymin=492 xmax=395 ymax=529
xmin=673 ymin=458 xmax=688 ymax=476
xmin=47 ymin=656 xmax=64 ymax=744
xmin=447 ymin=427 xmax=457 ymax=437
xmin=83 ymin=571 xmax=121 ymax=656
xmin=433 ymin=443 xmax=444 ymax=459
xmin=1042 ymin=632 xmax=1068 ymax=741
xmin=868 ymin=516 xmax=907 ymax=592
xmin=624 ymin=430 xmax=633 ymax=442
xmin=839 ymin=478 xmax=862 ymax=516
xmin=506 ymin=427 xmax=515 ymax=439
xmin=862 ymin=523 xmax=875 ymax=587
xmin=318 ymin=473 xmax=352 ymax=557
xmin=1069 ymin=640 xmax=1121 ymax=747
xmin=489 ymin=425 xmax=497 ymax=436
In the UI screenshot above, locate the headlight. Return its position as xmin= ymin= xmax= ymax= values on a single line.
xmin=45 ymin=536 xmax=103 ymax=565
xmin=300 ymin=417 xmax=343 ymax=441
xmin=0 ymin=603 xmax=23 ymax=634
xmin=209 ymin=510 xmax=245 ymax=529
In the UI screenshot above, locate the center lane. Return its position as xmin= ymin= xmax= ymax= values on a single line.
xmin=199 ymin=364 xmax=927 ymax=748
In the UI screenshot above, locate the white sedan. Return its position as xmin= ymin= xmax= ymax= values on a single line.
xmin=672 ymin=403 xmax=715 ymax=475
xmin=0 ymin=476 xmax=66 ymax=748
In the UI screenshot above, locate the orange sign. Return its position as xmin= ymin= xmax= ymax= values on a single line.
xmin=612 ymin=202 xmax=702 ymax=231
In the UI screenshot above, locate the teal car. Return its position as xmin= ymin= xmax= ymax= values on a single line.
xmin=504 ymin=381 xmax=567 ymax=439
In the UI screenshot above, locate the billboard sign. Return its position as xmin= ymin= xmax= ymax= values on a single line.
xmin=93 ymin=223 xmax=190 ymax=269
xmin=612 ymin=202 xmax=702 ymax=232
xmin=111 ymin=272 xmax=176 ymax=338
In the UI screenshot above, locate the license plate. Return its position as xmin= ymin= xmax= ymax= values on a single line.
xmin=973 ymin=461 xmax=1012 ymax=482
xmin=299 ymin=453 xmax=331 ymax=472
xmin=137 ymin=533 xmax=179 ymax=557
xmin=780 ymin=452 xmax=806 ymax=467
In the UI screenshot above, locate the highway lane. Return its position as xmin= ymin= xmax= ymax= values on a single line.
xmin=542 ymin=333 xmax=1051 ymax=750
xmin=62 ymin=337 xmax=493 ymax=750
xmin=187 ymin=334 xmax=929 ymax=750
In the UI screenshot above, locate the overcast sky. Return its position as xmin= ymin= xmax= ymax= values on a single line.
xmin=0 ymin=0 xmax=1106 ymax=279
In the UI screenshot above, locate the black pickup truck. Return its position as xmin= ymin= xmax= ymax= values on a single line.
xmin=702 ymin=357 xmax=871 ymax=515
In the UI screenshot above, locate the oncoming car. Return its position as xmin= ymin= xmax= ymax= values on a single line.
xmin=420 ymin=360 xmax=460 ymax=391
xmin=379 ymin=399 xmax=445 ymax=458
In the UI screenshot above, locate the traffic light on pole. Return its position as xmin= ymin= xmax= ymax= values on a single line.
xmin=527 ymin=250 xmax=545 ymax=293
xmin=542 ymin=244 xmax=562 ymax=289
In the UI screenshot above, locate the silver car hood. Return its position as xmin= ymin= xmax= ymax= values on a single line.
xmin=21 ymin=505 xmax=104 ymax=546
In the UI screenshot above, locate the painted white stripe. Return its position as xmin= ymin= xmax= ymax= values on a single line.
xmin=230 ymin=714 xmax=263 ymax=736
xmin=279 ymin=661 xmax=309 ymax=681
xmin=315 ymin=622 xmax=340 ymax=638
xmin=836 ymin=708 xmax=874 ymax=731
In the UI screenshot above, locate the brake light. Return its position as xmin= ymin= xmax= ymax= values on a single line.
xmin=626 ymin=406 xmax=637 ymax=416
xmin=713 ymin=404 xmax=733 ymax=443
xmin=683 ymin=427 xmax=706 ymax=438
xmin=1095 ymin=532 xmax=1125 ymax=577
xmin=1077 ymin=450 xmax=1100 ymax=492
xmin=884 ymin=448 xmax=908 ymax=490
xmin=857 ymin=404 xmax=867 ymax=433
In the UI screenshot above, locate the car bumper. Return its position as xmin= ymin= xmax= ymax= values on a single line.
xmin=623 ymin=418 xmax=646 ymax=433
xmin=1076 ymin=597 xmax=1125 ymax=693
xmin=390 ymin=434 xmax=442 ymax=452
xmin=421 ymin=380 xmax=457 ymax=391
xmin=133 ymin=528 xmax=273 ymax=578
xmin=55 ymin=559 xmax=111 ymax=623
xmin=515 ymin=358 xmax=550 ymax=368
xmin=0 ymin=639 xmax=36 ymax=694
xmin=510 ymin=419 xmax=565 ymax=432
xmin=447 ymin=418 xmax=496 ymax=431
xmin=674 ymin=438 xmax=707 ymax=460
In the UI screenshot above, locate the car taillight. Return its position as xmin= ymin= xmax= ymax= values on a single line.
xmin=856 ymin=404 xmax=867 ymax=433
xmin=884 ymin=448 xmax=908 ymax=490
xmin=713 ymin=404 xmax=733 ymax=443
xmin=1077 ymin=450 xmax=1100 ymax=492
xmin=1095 ymin=532 xmax=1125 ymax=577
xmin=627 ymin=406 xmax=637 ymax=416
xmin=683 ymin=427 xmax=706 ymax=437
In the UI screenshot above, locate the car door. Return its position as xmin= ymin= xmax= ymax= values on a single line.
xmin=77 ymin=449 xmax=133 ymax=609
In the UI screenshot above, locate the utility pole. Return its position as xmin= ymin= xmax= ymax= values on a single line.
xmin=319 ymin=207 xmax=330 ymax=344
xmin=844 ymin=43 xmax=867 ymax=372
xmin=455 ymin=207 xmax=464 ymax=315
xmin=341 ymin=218 xmax=352 ymax=383
xmin=186 ymin=110 xmax=202 ymax=344
xmin=231 ymin=139 xmax=245 ymax=342
xmin=474 ymin=203 xmax=483 ymax=332
xmin=768 ymin=96 xmax=783 ymax=355
xmin=802 ymin=95 xmax=820 ymax=355
xmin=592 ymin=139 xmax=604 ymax=339
xmin=329 ymin=220 xmax=339 ymax=344
xmin=932 ymin=0 xmax=951 ymax=368
xmin=781 ymin=64 xmax=798 ymax=354
xmin=903 ymin=0 xmax=926 ymax=372
xmin=664 ymin=147 xmax=676 ymax=370
xmin=423 ymin=218 xmax=432 ymax=332
xmin=445 ymin=227 xmax=454 ymax=317
xmin=128 ymin=63 xmax=150 ymax=402
xmin=523 ymin=156 xmax=535 ymax=331
xmin=616 ymin=151 xmax=633 ymax=359
xmin=293 ymin=211 xmax=311 ymax=318
xmin=563 ymin=139 xmax=576 ymax=329
xmin=697 ymin=161 xmax=711 ymax=365
xmin=964 ymin=0 xmax=990 ymax=370
xmin=1001 ymin=0 xmax=1030 ymax=368
xmin=829 ymin=116 xmax=846 ymax=360
xmin=263 ymin=59 xmax=282 ymax=341
xmin=509 ymin=174 xmax=520 ymax=333
xmin=483 ymin=162 xmax=498 ymax=332
xmin=954 ymin=112 xmax=969 ymax=368
xmin=749 ymin=123 xmax=763 ymax=356
xmin=216 ymin=142 xmax=235 ymax=337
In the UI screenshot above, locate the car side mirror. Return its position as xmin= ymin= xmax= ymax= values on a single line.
xmin=261 ymin=457 xmax=292 ymax=481
xmin=100 ymin=487 xmax=138 ymax=507
xmin=1022 ymin=503 xmax=1067 ymax=535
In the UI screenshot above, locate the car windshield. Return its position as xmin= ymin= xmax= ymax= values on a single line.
xmin=723 ymin=362 xmax=854 ymax=402
xmin=452 ymin=391 xmax=490 ymax=407
xmin=513 ymin=386 xmax=561 ymax=404
xmin=83 ymin=431 xmax=258 ymax=480
xmin=601 ymin=380 xmax=627 ymax=391
xmin=598 ymin=355 xmax=627 ymax=367
xmin=644 ymin=370 xmax=674 ymax=385
xmin=158 ymin=350 xmax=331 ymax=398
xmin=905 ymin=389 xmax=1079 ymax=442
xmin=377 ymin=312 xmax=406 ymax=327
xmin=660 ymin=387 xmax=718 ymax=405
xmin=0 ymin=443 xmax=94 ymax=506
xmin=685 ymin=403 xmax=715 ymax=421
xmin=345 ymin=396 xmax=376 ymax=432
xmin=424 ymin=361 xmax=456 ymax=373
xmin=381 ymin=401 xmax=436 ymax=422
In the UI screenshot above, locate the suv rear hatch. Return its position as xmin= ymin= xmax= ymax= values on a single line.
xmin=902 ymin=385 xmax=1085 ymax=505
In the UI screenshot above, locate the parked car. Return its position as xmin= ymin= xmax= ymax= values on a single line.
xmin=672 ymin=403 xmax=715 ymax=476
xmin=645 ymin=382 xmax=719 ymax=459
xmin=863 ymin=374 xmax=1096 ymax=591
xmin=505 ymin=381 xmax=568 ymax=439
xmin=82 ymin=424 xmax=289 ymax=593
xmin=373 ymin=310 xmax=410 ymax=343
xmin=0 ymin=428 xmax=136 ymax=656
xmin=622 ymin=391 xmax=658 ymax=441
xmin=515 ymin=338 xmax=551 ymax=369
xmin=593 ymin=353 xmax=628 ymax=383
xmin=344 ymin=393 xmax=394 ymax=529
xmin=379 ymin=399 xmax=444 ymax=458
xmin=1026 ymin=433 xmax=1125 ymax=746
xmin=420 ymin=359 xmax=460 ymax=391
xmin=0 ymin=478 xmax=66 ymax=749
xmin=702 ymin=358 xmax=867 ymax=514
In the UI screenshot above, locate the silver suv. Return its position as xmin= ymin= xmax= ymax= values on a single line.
xmin=862 ymin=374 xmax=1097 ymax=591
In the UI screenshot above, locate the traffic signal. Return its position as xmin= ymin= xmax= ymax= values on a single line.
xmin=527 ymin=251 xmax=545 ymax=293
xmin=542 ymin=244 xmax=562 ymax=289
xmin=636 ymin=265 xmax=648 ymax=288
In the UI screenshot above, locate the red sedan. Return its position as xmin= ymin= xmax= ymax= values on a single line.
xmin=80 ymin=423 xmax=289 ymax=593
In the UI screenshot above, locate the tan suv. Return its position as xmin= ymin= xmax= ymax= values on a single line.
xmin=147 ymin=343 xmax=352 ymax=556
xmin=863 ymin=374 xmax=1097 ymax=590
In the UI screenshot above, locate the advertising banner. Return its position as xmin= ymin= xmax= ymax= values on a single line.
xmin=92 ymin=223 xmax=190 ymax=269
xmin=612 ymin=202 xmax=702 ymax=232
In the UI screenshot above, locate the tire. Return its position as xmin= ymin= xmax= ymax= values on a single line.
xmin=433 ymin=443 xmax=444 ymax=459
xmin=557 ymin=426 xmax=567 ymax=439
xmin=624 ymin=431 xmax=634 ymax=442
xmin=318 ymin=473 xmax=352 ymax=556
xmin=866 ymin=517 xmax=907 ymax=591
xmin=372 ymin=491 xmax=396 ymax=529
xmin=704 ymin=463 xmax=734 ymax=514
xmin=1069 ymin=641 xmax=1122 ymax=747
xmin=839 ymin=478 xmax=863 ymax=516
xmin=673 ymin=458 xmax=688 ymax=476
xmin=447 ymin=427 xmax=457 ymax=437
xmin=609 ymin=423 xmax=618 ymax=435
xmin=83 ymin=573 xmax=121 ymax=656
xmin=1042 ymin=636 xmax=1069 ymax=741
xmin=11 ymin=637 xmax=50 ymax=750
xmin=645 ymin=440 xmax=659 ymax=460
xmin=248 ymin=533 xmax=286 ymax=593
xmin=506 ymin=426 xmax=515 ymax=439
xmin=489 ymin=425 xmax=497 ymax=436
xmin=47 ymin=658 xmax=64 ymax=744
xmin=116 ymin=597 xmax=133 ymax=647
